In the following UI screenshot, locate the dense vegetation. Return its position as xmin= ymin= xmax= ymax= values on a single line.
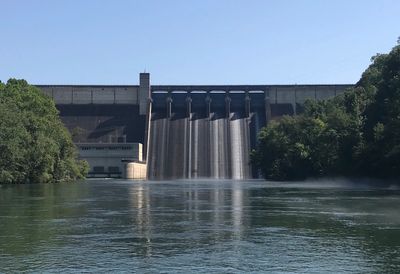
xmin=0 ymin=80 xmax=88 ymax=184
xmin=252 ymin=41 xmax=400 ymax=181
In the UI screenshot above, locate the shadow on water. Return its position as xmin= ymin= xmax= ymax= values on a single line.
xmin=0 ymin=179 xmax=400 ymax=272
xmin=0 ymin=183 xmax=89 ymax=255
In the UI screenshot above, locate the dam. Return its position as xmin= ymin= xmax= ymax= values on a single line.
xmin=36 ymin=73 xmax=352 ymax=180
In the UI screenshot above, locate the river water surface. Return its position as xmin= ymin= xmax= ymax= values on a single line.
xmin=1 ymin=179 xmax=400 ymax=273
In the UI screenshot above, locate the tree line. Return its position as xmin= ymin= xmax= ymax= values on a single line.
xmin=251 ymin=41 xmax=400 ymax=181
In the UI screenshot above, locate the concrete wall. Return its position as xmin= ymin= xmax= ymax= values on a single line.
xmin=38 ymin=83 xmax=350 ymax=109
xmin=37 ymin=85 xmax=140 ymax=105
xmin=77 ymin=143 xmax=143 ymax=177
xmin=124 ymin=162 xmax=147 ymax=180
xmin=57 ymin=104 xmax=146 ymax=144
xmin=267 ymin=85 xmax=350 ymax=114
xmin=37 ymin=73 xmax=151 ymax=111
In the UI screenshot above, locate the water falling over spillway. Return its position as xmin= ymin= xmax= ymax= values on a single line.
xmin=147 ymin=92 xmax=266 ymax=180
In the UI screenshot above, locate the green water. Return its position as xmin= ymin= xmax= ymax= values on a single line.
xmin=0 ymin=180 xmax=400 ymax=273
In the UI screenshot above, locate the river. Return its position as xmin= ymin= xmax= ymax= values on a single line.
xmin=1 ymin=179 xmax=400 ymax=273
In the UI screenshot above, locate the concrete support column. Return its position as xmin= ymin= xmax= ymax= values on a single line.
xmin=225 ymin=94 xmax=231 ymax=118
xmin=143 ymin=97 xmax=152 ymax=163
xmin=205 ymin=94 xmax=212 ymax=119
xmin=265 ymin=89 xmax=271 ymax=124
xmin=245 ymin=92 xmax=251 ymax=118
xmin=166 ymin=95 xmax=173 ymax=118
xmin=186 ymin=95 xmax=192 ymax=179
xmin=140 ymin=73 xmax=151 ymax=166
xmin=186 ymin=96 xmax=192 ymax=118
xmin=225 ymin=92 xmax=232 ymax=178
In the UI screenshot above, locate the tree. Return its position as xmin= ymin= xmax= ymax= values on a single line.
xmin=0 ymin=79 xmax=88 ymax=184
xmin=252 ymin=41 xmax=400 ymax=181
xmin=357 ymin=44 xmax=400 ymax=178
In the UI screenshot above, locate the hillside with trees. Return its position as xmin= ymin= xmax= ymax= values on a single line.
xmin=252 ymin=41 xmax=400 ymax=181
xmin=0 ymin=80 xmax=88 ymax=184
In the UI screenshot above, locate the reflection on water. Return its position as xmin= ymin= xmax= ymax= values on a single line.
xmin=1 ymin=180 xmax=400 ymax=273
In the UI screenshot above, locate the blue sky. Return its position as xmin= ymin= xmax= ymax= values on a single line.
xmin=1 ymin=0 xmax=399 ymax=85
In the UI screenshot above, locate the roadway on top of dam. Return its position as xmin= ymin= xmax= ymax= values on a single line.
xmin=36 ymin=84 xmax=352 ymax=89
xmin=151 ymin=84 xmax=353 ymax=92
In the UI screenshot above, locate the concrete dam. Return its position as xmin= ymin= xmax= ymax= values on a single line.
xmin=36 ymin=73 xmax=352 ymax=180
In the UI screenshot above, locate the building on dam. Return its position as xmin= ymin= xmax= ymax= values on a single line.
xmin=36 ymin=73 xmax=353 ymax=180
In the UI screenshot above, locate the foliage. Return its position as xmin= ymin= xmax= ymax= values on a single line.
xmin=252 ymin=42 xmax=400 ymax=180
xmin=0 ymin=79 xmax=88 ymax=183
xmin=357 ymin=43 xmax=400 ymax=178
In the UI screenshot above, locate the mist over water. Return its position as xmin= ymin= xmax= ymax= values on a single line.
xmin=1 ymin=179 xmax=400 ymax=273
xmin=274 ymin=177 xmax=400 ymax=189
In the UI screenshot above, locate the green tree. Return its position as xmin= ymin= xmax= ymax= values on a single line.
xmin=357 ymin=43 xmax=400 ymax=178
xmin=252 ymin=41 xmax=400 ymax=181
xmin=0 ymin=79 xmax=88 ymax=184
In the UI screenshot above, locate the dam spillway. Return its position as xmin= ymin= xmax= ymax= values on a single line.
xmin=147 ymin=91 xmax=267 ymax=180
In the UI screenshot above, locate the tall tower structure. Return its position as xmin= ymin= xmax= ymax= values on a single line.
xmin=139 ymin=73 xmax=150 ymax=115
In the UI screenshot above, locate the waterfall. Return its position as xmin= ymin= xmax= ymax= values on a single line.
xmin=147 ymin=93 xmax=260 ymax=180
